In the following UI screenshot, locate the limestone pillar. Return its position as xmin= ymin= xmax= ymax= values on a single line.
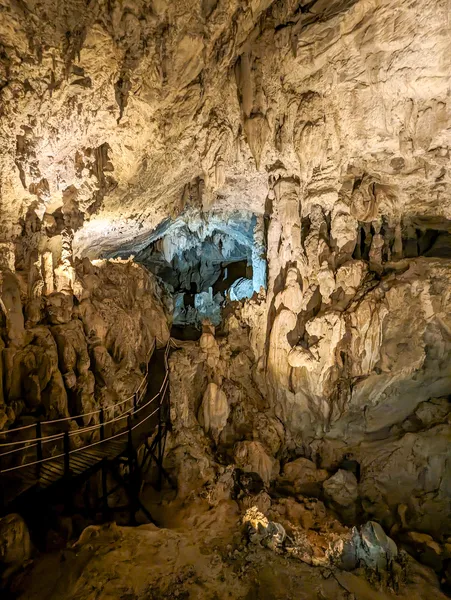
xmin=252 ymin=215 xmax=267 ymax=293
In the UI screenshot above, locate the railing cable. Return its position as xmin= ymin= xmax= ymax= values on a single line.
xmin=0 ymin=337 xmax=176 ymax=474
xmin=0 ymin=338 xmax=158 ymax=442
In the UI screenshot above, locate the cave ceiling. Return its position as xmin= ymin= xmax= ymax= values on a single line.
xmin=0 ymin=0 xmax=450 ymax=258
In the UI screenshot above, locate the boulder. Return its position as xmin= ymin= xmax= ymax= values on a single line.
xmin=281 ymin=457 xmax=328 ymax=496
xmin=234 ymin=441 xmax=279 ymax=487
xmin=332 ymin=521 xmax=398 ymax=571
xmin=323 ymin=469 xmax=359 ymax=523
xmin=0 ymin=514 xmax=31 ymax=579
xmin=282 ymin=497 xmax=328 ymax=531
xmin=356 ymin=521 xmax=398 ymax=569
xmin=165 ymin=434 xmax=215 ymax=500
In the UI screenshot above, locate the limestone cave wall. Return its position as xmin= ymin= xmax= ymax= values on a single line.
xmin=0 ymin=0 xmax=450 ymax=554
xmin=0 ymin=254 xmax=170 ymax=443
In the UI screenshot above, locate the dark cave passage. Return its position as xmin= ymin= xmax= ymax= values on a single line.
xmin=128 ymin=211 xmax=266 ymax=329
xmin=352 ymin=217 xmax=451 ymax=263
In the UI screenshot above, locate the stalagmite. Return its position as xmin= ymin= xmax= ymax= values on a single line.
xmin=199 ymin=382 xmax=229 ymax=444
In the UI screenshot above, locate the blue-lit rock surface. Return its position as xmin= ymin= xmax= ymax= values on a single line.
xmin=127 ymin=209 xmax=267 ymax=326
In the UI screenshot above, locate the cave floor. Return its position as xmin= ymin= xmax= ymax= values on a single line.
xmin=7 ymin=498 xmax=447 ymax=600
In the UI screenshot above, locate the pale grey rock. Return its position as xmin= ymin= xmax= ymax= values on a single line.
xmin=229 ymin=278 xmax=253 ymax=302
xmin=356 ymin=521 xmax=398 ymax=570
xmin=332 ymin=521 xmax=398 ymax=571
xmin=323 ymin=470 xmax=359 ymax=523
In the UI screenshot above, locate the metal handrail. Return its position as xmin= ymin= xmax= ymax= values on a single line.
xmin=0 ymin=338 xmax=159 ymax=442
xmin=0 ymin=338 xmax=178 ymax=473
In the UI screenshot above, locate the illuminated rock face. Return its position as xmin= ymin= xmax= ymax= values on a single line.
xmin=1 ymin=0 xmax=451 ymax=547
xmin=1 ymin=0 xmax=447 ymax=257
xmin=0 ymin=257 xmax=170 ymax=433
xmin=129 ymin=209 xmax=266 ymax=326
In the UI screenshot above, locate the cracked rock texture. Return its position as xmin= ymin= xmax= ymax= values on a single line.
xmin=0 ymin=256 xmax=170 ymax=485
xmin=1 ymin=0 xmax=451 ymax=579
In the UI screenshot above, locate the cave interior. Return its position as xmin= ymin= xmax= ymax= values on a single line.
xmin=0 ymin=0 xmax=451 ymax=598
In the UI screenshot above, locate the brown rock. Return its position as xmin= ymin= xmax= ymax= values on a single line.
xmin=323 ymin=470 xmax=359 ymax=523
xmin=281 ymin=457 xmax=328 ymax=497
xmin=0 ymin=513 xmax=31 ymax=579
xmin=234 ymin=441 xmax=279 ymax=487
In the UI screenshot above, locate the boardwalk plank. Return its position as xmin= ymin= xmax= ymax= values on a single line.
xmin=70 ymin=455 xmax=97 ymax=469
xmin=43 ymin=463 xmax=65 ymax=477
xmin=38 ymin=472 xmax=58 ymax=486
xmin=1 ymin=345 xmax=170 ymax=510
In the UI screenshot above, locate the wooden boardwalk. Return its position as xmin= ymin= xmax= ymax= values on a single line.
xmin=0 ymin=340 xmax=174 ymax=515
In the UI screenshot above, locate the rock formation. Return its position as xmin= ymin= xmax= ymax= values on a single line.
xmin=0 ymin=513 xmax=31 ymax=582
xmin=1 ymin=0 xmax=451 ymax=597
xmin=0 ymin=254 xmax=170 ymax=449
xmin=8 ymin=507 xmax=450 ymax=600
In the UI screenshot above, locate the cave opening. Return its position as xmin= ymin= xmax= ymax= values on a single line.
xmin=352 ymin=216 xmax=451 ymax=263
xmin=130 ymin=210 xmax=267 ymax=336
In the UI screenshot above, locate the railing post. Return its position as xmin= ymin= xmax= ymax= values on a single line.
xmin=100 ymin=408 xmax=105 ymax=441
xmin=36 ymin=421 xmax=42 ymax=480
xmin=167 ymin=376 xmax=171 ymax=425
xmin=157 ymin=390 xmax=163 ymax=490
xmin=127 ymin=414 xmax=133 ymax=453
xmin=101 ymin=458 xmax=108 ymax=521
xmin=0 ymin=472 xmax=4 ymax=513
xmin=133 ymin=392 xmax=138 ymax=415
xmin=64 ymin=431 xmax=70 ymax=477
xmin=126 ymin=412 xmax=138 ymax=522
xmin=63 ymin=431 xmax=73 ymax=514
